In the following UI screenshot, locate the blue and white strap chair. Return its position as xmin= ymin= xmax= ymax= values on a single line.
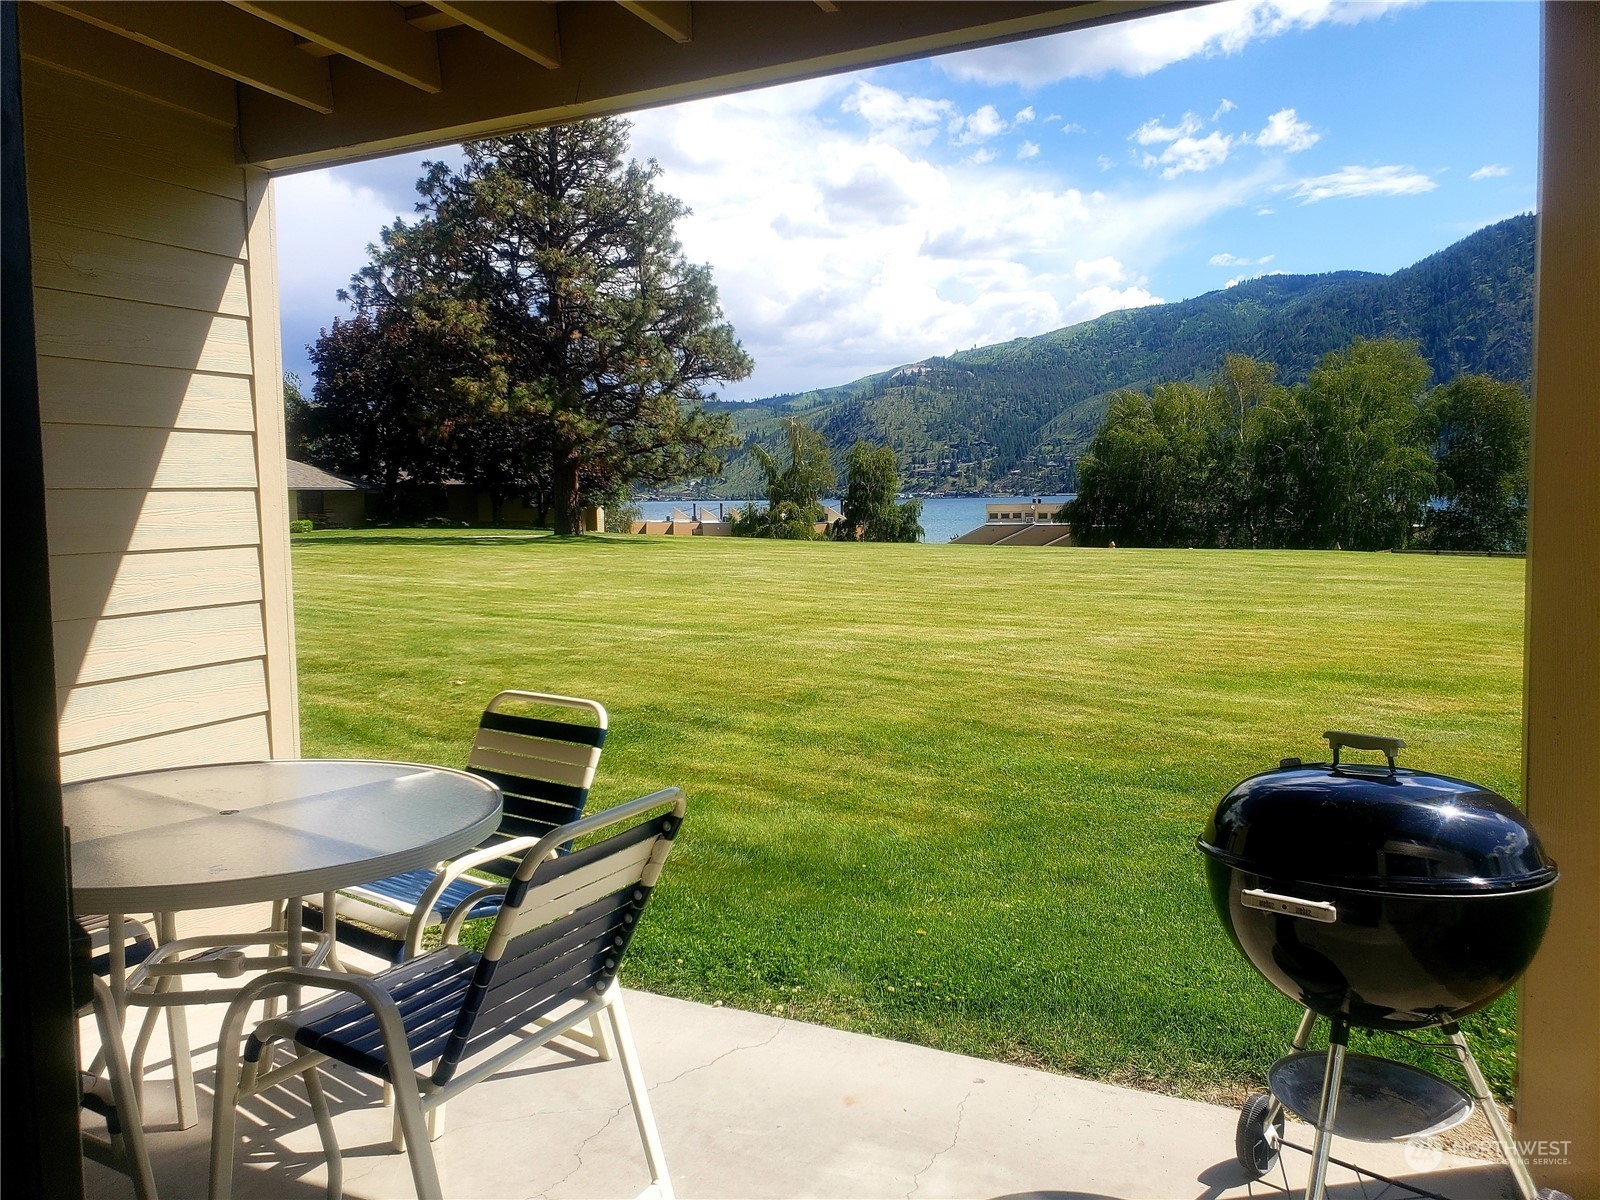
xmin=211 ymin=787 xmax=685 ymax=1200
xmin=306 ymin=690 xmax=609 ymax=967
xmin=75 ymin=917 xmax=160 ymax=1200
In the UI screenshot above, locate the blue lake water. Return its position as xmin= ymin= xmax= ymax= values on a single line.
xmin=636 ymin=496 xmax=1074 ymax=544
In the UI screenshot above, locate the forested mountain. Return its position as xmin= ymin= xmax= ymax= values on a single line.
xmin=678 ymin=214 xmax=1533 ymax=498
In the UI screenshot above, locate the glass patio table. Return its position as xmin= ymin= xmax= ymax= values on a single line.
xmin=65 ymin=759 xmax=502 ymax=1128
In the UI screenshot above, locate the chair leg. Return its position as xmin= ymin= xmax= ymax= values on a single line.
xmin=604 ymin=989 xmax=674 ymax=1200
xmin=127 ymin=1004 xmax=163 ymax=1110
xmin=389 ymin=1096 xmax=446 ymax=1151
xmin=589 ymin=1011 xmax=615 ymax=1061
xmin=209 ymin=999 xmax=248 ymax=1200
xmin=302 ymin=1061 xmax=343 ymax=1200
xmin=391 ymin=1079 xmax=443 ymax=1200
xmin=92 ymin=978 xmax=159 ymax=1200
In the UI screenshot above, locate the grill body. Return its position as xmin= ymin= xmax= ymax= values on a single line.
xmin=1199 ymin=750 xmax=1557 ymax=1031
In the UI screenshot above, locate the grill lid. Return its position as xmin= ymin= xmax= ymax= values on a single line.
xmin=1197 ymin=731 xmax=1558 ymax=896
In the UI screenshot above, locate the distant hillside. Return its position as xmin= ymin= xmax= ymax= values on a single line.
xmin=673 ymin=214 xmax=1534 ymax=498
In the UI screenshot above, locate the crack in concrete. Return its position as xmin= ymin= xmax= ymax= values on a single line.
xmin=537 ymin=1098 xmax=633 ymax=1198
xmin=654 ymin=1023 xmax=784 ymax=1090
xmin=534 ymin=1024 xmax=783 ymax=1197
xmin=906 ymin=1087 xmax=974 ymax=1199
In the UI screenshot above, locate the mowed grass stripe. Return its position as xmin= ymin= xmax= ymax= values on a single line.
xmin=292 ymin=530 xmax=1526 ymax=1099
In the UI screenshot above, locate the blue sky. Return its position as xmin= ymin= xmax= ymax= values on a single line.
xmin=275 ymin=0 xmax=1538 ymax=402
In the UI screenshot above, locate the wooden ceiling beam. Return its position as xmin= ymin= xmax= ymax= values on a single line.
xmin=42 ymin=1 xmax=333 ymax=113
xmin=403 ymin=5 xmax=464 ymax=34
xmin=619 ymin=2 xmax=692 ymax=44
xmin=16 ymin=4 xmax=238 ymax=127
xmin=431 ymin=2 xmax=561 ymax=70
xmin=230 ymin=1 xmax=443 ymax=94
xmin=240 ymin=2 xmax=1189 ymax=171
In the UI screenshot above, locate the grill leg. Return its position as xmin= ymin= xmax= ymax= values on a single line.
xmin=1305 ymin=1017 xmax=1349 ymax=1200
xmin=1442 ymin=1025 xmax=1539 ymax=1200
xmin=1265 ymin=1008 xmax=1320 ymax=1127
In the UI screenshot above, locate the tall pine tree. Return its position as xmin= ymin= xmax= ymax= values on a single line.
xmin=342 ymin=120 xmax=751 ymax=534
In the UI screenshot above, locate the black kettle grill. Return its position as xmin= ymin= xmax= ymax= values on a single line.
xmin=1198 ymin=732 xmax=1565 ymax=1200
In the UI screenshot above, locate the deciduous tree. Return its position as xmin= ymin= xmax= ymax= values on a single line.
xmin=733 ymin=418 xmax=834 ymax=539
xmin=302 ymin=312 xmax=460 ymax=513
xmin=1419 ymin=375 xmax=1528 ymax=551
xmin=835 ymin=442 xmax=922 ymax=542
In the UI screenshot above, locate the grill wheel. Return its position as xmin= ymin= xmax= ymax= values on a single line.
xmin=1235 ymin=1091 xmax=1284 ymax=1179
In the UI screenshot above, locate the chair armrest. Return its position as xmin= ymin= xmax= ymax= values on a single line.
xmin=433 ymin=884 xmax=509 ymax=953
xmin=215 ymin=965 xmax=417 ymax=1079
xmin=402 ymin=836 xmax=556 ymax=946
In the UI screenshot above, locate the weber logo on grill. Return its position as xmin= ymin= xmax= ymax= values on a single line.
xmin=1241 ymin=889 xmax=1338 ymax=923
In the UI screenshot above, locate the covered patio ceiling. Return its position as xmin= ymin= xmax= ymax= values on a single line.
xmin=23 ymin=1 xmax=1186 ymax=169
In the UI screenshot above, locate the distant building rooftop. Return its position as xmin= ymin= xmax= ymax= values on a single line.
xmin=285 ymin=460 xmax=371 ymax=491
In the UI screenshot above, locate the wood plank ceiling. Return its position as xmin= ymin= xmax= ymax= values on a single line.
xmin=18 ymin=1 xmax=1184 ymax=171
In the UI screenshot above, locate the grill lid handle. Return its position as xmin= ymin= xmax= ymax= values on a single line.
xmin=1324 ymin=730 xmax=1405 ymax=771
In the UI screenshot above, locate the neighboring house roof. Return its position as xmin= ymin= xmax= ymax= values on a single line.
xmin=285 ymin=460 xmax=371 ymax=491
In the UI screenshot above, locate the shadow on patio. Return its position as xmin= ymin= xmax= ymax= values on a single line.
xmin=83 ymin=909 xmax=1521 ymax=1200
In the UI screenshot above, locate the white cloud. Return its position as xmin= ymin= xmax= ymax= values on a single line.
xmin=274 ymin=169 xmax=411 ymax=334
xmin=1063 ymin=284 xmax=1163 ymax=323
xmin=1072 ymin=257 xmax=1129 ymax=287
xmin=950 ymin=104 xmax=1008 ymax=145
xmin=1014 ymin=106 xmax=1037 ymax=124
xmin=618 ymin=82 xmax=1266 ymax=398
xmin=1017 ymin=141 xmax=1041 ymax=160
xmin=842 ymin=82 xmax=955 ymax=146
xmin=1209 ymin=252 xmax=1276 ymax=266
xmin=1213 ymin=99 xmax=1238 ymax=119
xmin=937 ymin=0 xmax=1417 ymax=86
xmin=1255 ymin=107 xmax=1320 ymax=152
xmin=1133 ymin=111 xmax=1204 ymax=145
xmin=1257 ymin=206 xmax=1276 ymax=215
xmin=1155 ymin=131 xmax=1234 ymax=178
xmin=1470 ymin=163 xmax=1511 ymax=180
xmin=1290 ymin=164 xmax=1437 ymax=203
xmin=1061 ymin=122 xmax=1087 ymax=135
xmin=1097 ymin=155 xmax=1117 ymax=171
xmin=275 ymin=65 xmax=1306 ymax=402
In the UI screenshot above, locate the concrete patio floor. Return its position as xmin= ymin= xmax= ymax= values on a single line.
xmin=84 ymin=907 xmax=1524 ymax=1200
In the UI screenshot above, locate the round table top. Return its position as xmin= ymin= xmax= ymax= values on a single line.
xmin=65 ymin=759 xmax=502 ymax=913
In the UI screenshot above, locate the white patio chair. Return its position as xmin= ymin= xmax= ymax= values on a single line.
xmin=212 ymin=787 xmax=684 ymax=1200
xmin=305 ymin=690 xmax=610 ymax=967
xmin=75 ymin=920 xmax=160 ymax=1200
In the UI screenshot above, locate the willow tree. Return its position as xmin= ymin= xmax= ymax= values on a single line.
xmin=733 ymin=418 xmax=835 ymax=539
xmin=345 ymin=120 xmax=751 ymax=534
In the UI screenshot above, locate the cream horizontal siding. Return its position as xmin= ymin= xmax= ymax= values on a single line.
xmin=27 ymin=151 xmax=250 ymax=260
xmin=42 ymin=428 xmax=258 ymax=490
xmin=22 ymin=68 xmax=245 ymax=201
xmin=45 ymin=490 xmax=261 ymax=556
xmin=32 ymin=291 xmax=253 ymax=375
xmin=23 ymin=58 xmax=299 ymax=779
xmin=60 ymin=717 xmax=273 ymax=787
xmin=54 ymin=604 xmax=267 ymax=689
xmin=48 ymin=548 xmax=266 ymax=623
xmin=31 ymin=221 xmax=250 ymax=316
xmin=57 ymin=660 xmax=271 ymax=758
xmin=37 ymin=359 xmax=255 ymax=432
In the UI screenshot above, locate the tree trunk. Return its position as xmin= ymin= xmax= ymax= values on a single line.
xmin=489 ymin=492 xmax=503 ymax=526
xmin=551 ymin=455 xmax=583 ymax=536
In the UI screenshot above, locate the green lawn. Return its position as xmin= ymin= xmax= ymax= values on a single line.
xmin=292 ymin=529 xmax=1527 ymax=1100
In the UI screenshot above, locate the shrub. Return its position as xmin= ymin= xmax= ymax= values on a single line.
xmin=289 ymin=519 xmax=315 ymax=534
